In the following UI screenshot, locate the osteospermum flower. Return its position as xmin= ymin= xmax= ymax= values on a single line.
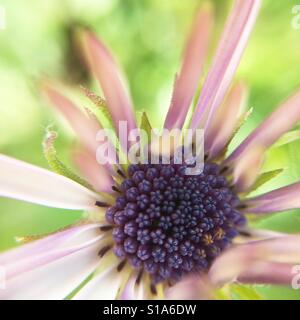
xmin=1 ymin=0 xmax=300 ymax=300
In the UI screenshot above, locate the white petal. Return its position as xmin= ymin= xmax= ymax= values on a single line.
xmin=0 ymin=223 xmax=101 ymax=266
xmin=0 ymin=241 xmax=102 ymax=300
xmin=119 ymin=275 xmax=145 ymax=300
xmin=0 ymin=224 xmax=104 ymax=299
xmin=73 ymin=264 xmax=123 ymax=300
xmin=0 ymin=154 xmax=101 ymax=210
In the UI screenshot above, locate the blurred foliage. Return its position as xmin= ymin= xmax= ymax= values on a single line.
xmin=1 ymin=0 xmax=300 ymax=299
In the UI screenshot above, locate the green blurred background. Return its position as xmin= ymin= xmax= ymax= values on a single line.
xmin=1 ymin=0 xmax=300 ymax=299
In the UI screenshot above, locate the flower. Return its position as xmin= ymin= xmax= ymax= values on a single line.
xmin=1 ymin=0 xmax=300 ymax=300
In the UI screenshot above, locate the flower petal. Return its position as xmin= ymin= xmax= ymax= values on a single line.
xmin=81 ymin=31 xmax=136 ymax=150
xmin=232 ymin=145 xmax=265 ymax=192
xmin=245 ymin=182 xmax=300 ymax=213
xmin=238 ymin=262 xmax=295 ymax=285
xmin=226 ymin=91 xmax=300 ymax=167
xmin=73 ymin=263 xmax=123 ymax=300
xmin=0 ymin=224 xmax=103 ymax=299
xmin=206 ymin=82 xmax=248 ymax=158
xmin=0 ymin=243 xmax=101 ymax=300
xmin=73 ymin=150 xmax=113 ymax=193
xmin=119 ymin=274 xmax=145 ymax=300
xmin=43 ymin=84 xmax=100 ymax=154
xmin=191 ymin=0 xmax=261 ymax=130
xmin=166 ymin=274 xmax=214 ymax=300
xmin=164 ymin=5 xmax=214 ymax=130
xmin=0 ymin=154 xmax=101 ymax=210
xmin=209 ymin=235 xmax=300 ymax=285
xmin=1 ymin=224 xmax=102 ymax=279
xmin=0 ymin=223 xmax=101 ymax=266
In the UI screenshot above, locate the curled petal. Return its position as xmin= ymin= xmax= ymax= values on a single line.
xmin=191 ymin=0 xmax=261 ymax=130
xmin=210 ymin=235 xmax=300 ymax=286
xmin=206 ymin=82 xmax=248 ymax=158
xmin=164 ymin=5 xmax=214 ymax=130
xmin=0 ymin=224 xmax=103 ymax=299
xmin=226 ymin=91 xmax=300 ymax=168
xmin=0 ymin=154 xmax=101 ymax=210
xmin=81 ymin=30 xmax=136 ymax=150
xmin=43 ymin=84 xmax=100 ymax=154
xmin=245 ymin=181 xmax=300 ymax=213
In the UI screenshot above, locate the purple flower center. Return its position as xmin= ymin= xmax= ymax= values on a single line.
xmin=106 ymin=162 xmax=246 ymax=284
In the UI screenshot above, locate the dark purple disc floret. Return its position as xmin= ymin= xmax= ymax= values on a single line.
xmin=106 ymin=162 xmax=245 ymax=284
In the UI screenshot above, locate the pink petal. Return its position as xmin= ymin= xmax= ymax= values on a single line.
xmin=238 ymin=262 xmax=295 ymax=285
xmin=209 ymin=235 xmax=300 ymax=285
xmin=43 ymin=84 xmax=100 ymax=154
xmin=245 ymin=181 xmax=300 ymax=213
xmin=232 ymin=145 xmax=265 ymax=192
xmin=164 ymin=5 xmax=214 ymax=130
xmin=0 ymin=224 xmax=103 ymax=299
xmin=206 ymin=81 xmax=248 ymax=158
xmin=73 ymin=150 xmax=113 ymax=193
xmin=81 ymin=31 xmax=136 ymax=150
xmin=166 ymin=274 xmax=214 ymax=300
xmin=0 ymin=154 xmax=101 ymax=210
xmin=190 ymin=0 xmax=261 ymax=131
xmin=226 ymin=90 xmax=300 ymax=166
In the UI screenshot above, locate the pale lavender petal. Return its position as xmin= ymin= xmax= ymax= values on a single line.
xmin=0 ymin=223 xmax=101 ymax=266
xmin=245 ymin=182 xmax=300 ymax=213
xmin=206 ymin=82 xmax=247 ymax=158
xmin=43 ymin=84 xmax=100 ymax=154
xmin=0 ymin=224 xmax=103 ymax=299
xmin=0 ymin=242 xmax=102 ymax=300
xmin=1 ymin=224 xmax=102 ymax=279
xmin=0 ymin=154 xmax=101 ymax=210
xmin=191 ymin=0 xmax=261 ymax=131
xmin=81 ymin=31 xmax=136 ymax=150
xmin=226 ymin=91 xmax=300 ymax=165
xmin=164 ymin=5 xmax=214 ymax=130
